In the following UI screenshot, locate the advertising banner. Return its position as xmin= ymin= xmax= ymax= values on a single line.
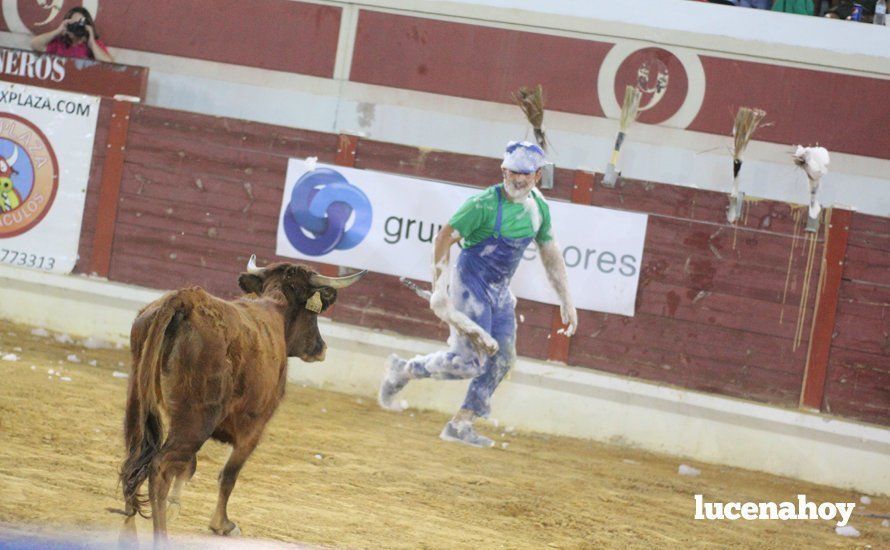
xmin=0 ymin=82 xmax=100 ymax=273
xmin=276 ymin=159 xmax=648 ymax=316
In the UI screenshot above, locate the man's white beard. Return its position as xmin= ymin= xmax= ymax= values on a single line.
xmin=504 ymin=181 xmax=533 ymax=202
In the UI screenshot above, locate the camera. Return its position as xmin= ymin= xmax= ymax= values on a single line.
xmin=66 ymin=19 xmax=88 ymax=38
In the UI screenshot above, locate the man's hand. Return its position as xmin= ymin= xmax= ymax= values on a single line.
xmin=431 ymin=291 xmax=499 ymax=356
xmin=540 ymin=240 xmax=578 ymax=337
xmin=560 ymin=302 xmax=578 ymax=337
xmin=465 ymin=327 xmax=499 ymax=356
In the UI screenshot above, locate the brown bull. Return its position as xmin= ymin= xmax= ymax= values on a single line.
xmin=118 ymin=255 xmax=365 ymax=543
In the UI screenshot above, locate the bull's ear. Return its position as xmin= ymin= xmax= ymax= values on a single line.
xmin=238 ymin=273 xmax=263 ymax=295
xmin=318 ymin=287 xmax=337 ymax=310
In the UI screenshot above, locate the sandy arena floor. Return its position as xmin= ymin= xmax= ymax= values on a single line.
xmin=0 ymin=319 xmax=887 ymax=549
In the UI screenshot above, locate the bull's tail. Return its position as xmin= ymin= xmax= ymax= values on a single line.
xmin=119 ymin=297 xmax=181 ymax=518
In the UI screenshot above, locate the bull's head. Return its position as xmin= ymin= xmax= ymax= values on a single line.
xmin=237 ymin=254 xmax=366 ymax=362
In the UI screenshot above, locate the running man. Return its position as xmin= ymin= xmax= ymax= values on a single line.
xmin=379 ymin=141 xmax=578 ymax=448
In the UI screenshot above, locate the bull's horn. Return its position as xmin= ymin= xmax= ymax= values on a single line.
xmin=246 ymin=254 xmax=262 ymax=274
xmin=310 ymin=269 xmax=368 ymax=289
xmin=6 ymin=145 xmax=17 ymax=168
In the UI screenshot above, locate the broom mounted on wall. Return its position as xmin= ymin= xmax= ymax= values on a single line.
xmin=513 ymin=85 xmax=546 ymax=148
xmin=727 ymin=106 xmax=766 ymax=223
xmin=602 ymin=85 xmax=642 ymax=188
xmin=512 ymin=85 xmax=554 ymax=189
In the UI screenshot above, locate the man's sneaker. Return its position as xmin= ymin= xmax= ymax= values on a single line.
xmin=439 ymin=421 xmax=495 ymax=448
xmin=378 ymin=354 xmax=410 ymax=411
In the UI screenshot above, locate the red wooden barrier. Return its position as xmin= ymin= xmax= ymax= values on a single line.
xmin=0 ymin=46 xmax=148 ymax=100
xmin=800 ymin=209 xmax=852 ymax=410
xmin=75 ymin=104 xmax=886 ymax=426
xmin=317 ymin=133 xmax=361 ymax=279
xmin=88 ymin=99 xmax=133 ymax=277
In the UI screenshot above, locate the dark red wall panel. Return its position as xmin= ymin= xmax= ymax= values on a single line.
xmin=104 ymin=104 xmax=338 ymax=294
xmin=71 ymin=104 xmax=887 ymax=427
xmin=74 ymin=99 xmax=113 ymax=274
xmin=821 ymin=213 xmax=890 ymax=425
xmin=350 ymin=12 xmax=887 ymax=160
xmin=690 ymin=57 xmax=890 ymax=160
xmin=100 ymin=0 xmax=341 ymax=77
xmin=350 ymin=11 xmax=609 ymax=116
xmin=6 ymin=3 xmax=888 ymax=162
xmin=823 ymin=347 xmax=890 ymax=426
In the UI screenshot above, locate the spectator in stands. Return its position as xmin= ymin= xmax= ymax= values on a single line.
xmin=709 ymin=0 xmax=774 ymax=7
xmin=771 ymin=0 xmax=815 ymax=14
xmin=30 ymin=7 xmax=113 ymax=63
xmin=825 ymin=0 xmax=877 ymax=19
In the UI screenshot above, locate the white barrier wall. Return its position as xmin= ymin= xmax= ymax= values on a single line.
xmin=2 ymin=263 xmax=887 ymax=496
xmin=1 ymin=0 xmax=888 ymax=216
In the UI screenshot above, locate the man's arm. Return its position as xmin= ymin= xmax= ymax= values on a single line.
xmin=431 ymin=223 xmax=462 ymax=303
xmin=539 ymin=240 xmax=578 ymax=337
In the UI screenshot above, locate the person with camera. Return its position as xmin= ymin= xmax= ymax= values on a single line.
xmin=30 ymin=7 xmax=113 ymax=63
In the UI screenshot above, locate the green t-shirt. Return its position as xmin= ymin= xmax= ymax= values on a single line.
xmin=449 ymin=184 xmax=553 ymax=248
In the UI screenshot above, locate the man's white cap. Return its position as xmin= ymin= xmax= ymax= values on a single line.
xmin=501 ymin=141 xmax=547 ymax=174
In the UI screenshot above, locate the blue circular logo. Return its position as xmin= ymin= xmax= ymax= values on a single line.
xmin=283 ymin=167 xmax=372 ymax=256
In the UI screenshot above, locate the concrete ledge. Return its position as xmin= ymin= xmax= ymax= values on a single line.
xmin=2 ymin=264 xmax=887 ymax=495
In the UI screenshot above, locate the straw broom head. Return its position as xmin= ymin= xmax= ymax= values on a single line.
xmin=732 ymin=107 xmax=766 ymax=161
xmin=512 ymin=84 xmax=545 ymax=129
xmin=619 ymin=85 xmax=642 ymax=132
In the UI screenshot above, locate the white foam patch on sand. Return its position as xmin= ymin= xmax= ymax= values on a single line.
xmin=81 ymin=336 xmax=112 ymax=350
xmin=835 ymin=525 xmax=860 ymax=537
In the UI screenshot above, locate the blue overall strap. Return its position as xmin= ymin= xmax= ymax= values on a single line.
xmin=493 ymin=185 xmax=504 ymax=237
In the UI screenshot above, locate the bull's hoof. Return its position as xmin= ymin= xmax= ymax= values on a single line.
xmin=210 ymin=522 xmax=241 ymax=537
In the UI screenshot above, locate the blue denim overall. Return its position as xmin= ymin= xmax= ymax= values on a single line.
xmin=406 ymin=186 xmax=534 ymax=417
